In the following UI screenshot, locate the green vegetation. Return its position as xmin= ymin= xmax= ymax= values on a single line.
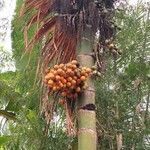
xmin=0 ymin=1 xmax=149 ymax=150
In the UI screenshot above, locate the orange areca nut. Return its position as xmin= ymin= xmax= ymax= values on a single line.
xmin=86 ymin=68 xmax=92 ymax=73
xmin=69 ymin=70 xmax=74 ymax=76
xmin=82 ymin=67 xmax=87 ymax=70
xmin=71 ymin=60 xmax=78 ymax=65
xmin=61 ymin=92 xmax=67 ymax=97
xmin=62 ymin=78 xmax=67 ymax=84
xmin=80 ymin=76 xmax=86 ymax=81
xmin=59 ymin=82 xmax=64 ymax=88
xmin=84 ymin=73 xmax=89 ymax=78
xmin=67 ymin=82 xmax=72 ymax=87
xmin=45 ymin=73 xmax=55 ymax=80
xmin=52 ymin=86 xmax=57 ymax=91
xmin=59 ymin=64 xmax=64 ymax=68
xmin=48 ymin=79 xmax=54 ymax=85
xmin=81 ymin=70 xmax=86 ymax=76
xmin=50 ymin=69 xmax=55 ymax=73
xmin=62 ymin=67 xmax=66 ymax=70
xmin=53 ymin=70 xmax=57 ymax=75
xmin=71 ymin=64 xmax=77 ymax=69
xmin=54 ymin=65 xmax=59 ymax=70
xmin=71 ymin=80 xmax=76 ymax=85
xmin=73 ymin=76 xmax=77 ymax=80
xmin=66 ymin=68 xmax=72 ymax=74
xmin=76 ymin=87 xmax=81 ymax=93
xmin=56 ymin=86 xmax=61 ymax=90
xmin=70 ymin=85 xmax=75 ymax=89
xmin=66 ymin=63 xmax=72 ymax=68
xmin=77 ymin=79 xmax=81 ymax=84
xmin=55 ymin=75 xmax=61 ymax=81
xmin=57 ymin=68 xmax=63 ymax=74
xmin=67 ymin=77 xmax=72 ymax=82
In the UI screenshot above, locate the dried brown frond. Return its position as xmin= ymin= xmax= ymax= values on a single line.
xmin=22 ymin=0 xmax=119 ymax=70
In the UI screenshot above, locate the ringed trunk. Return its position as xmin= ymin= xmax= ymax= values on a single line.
xmin=77 ymin=26 xmax=97 ymax=150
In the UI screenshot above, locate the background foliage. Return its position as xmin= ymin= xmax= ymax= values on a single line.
xmin=0 ymin=0 xmax=149 ymax=150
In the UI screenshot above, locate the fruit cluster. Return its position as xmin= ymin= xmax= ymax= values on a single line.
xmin=44 ymin=60 xmax=92 ymax=98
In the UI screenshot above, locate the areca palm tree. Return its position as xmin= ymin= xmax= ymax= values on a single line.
xmin=21 ymin=0 xmax=118 ymax=149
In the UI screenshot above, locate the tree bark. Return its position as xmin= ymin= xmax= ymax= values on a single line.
xmin=116 ymin=101 xmax=122 ymax=150
xmin=77 ymin=26 xmax=97 ymax=150
xmin=116 ymin=133 xmax=123 ymax=150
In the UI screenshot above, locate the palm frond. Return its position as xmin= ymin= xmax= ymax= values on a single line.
xmin=21 ymin=0 xmax=118 ymax=134
xmin=22 ymin=0 xmax=118 ymax=68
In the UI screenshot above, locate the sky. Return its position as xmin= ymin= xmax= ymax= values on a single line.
xmin=0 ymin=0 xmax=16 ymax=72
xmin=0 ymin=0 xmax=16 ymax=51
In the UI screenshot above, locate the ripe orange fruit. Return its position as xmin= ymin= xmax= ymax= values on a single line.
xmin=56 ymin=86 xmax=60 ymax=90
xmin=82 ymin=67 xmax=87 ymax=70
xmin=71 ymin=80 xmax=76 ymax=85
xmin=77 ymin=79 xmax=81 ymax=84
xmin=81 ymin=70 xmax=86 ymax=75
xmin=57 ymin=68 xmax=63 ymax=74
xmin=48 ymin=79 xmax=54 ymax=85
xmin=63 ymin=66 xmax=67 ymax=71
xmin=69 ymin=71 xmax=74 ymax=76
xmin=66 ymin=63 xmax=72 ymax=68
xmin=62 ymin=78 xmax=67 ymax=84
xmin=71 ymin=60 xmax=78 ymax=64
xmin=61 ymin=92 xmax=67 ymax=97
xmin=50 ymin=69 xmax=55 ymax=73
xmin=45 ymin=73 xmax=55 ymax=80
xmin=54 ymin=65 xmax=59 ymax=70
xmin=70 ymin=85 xmax=75 ymax=89
xmin=73 ymin=76 xmax=77 ymax=80
xmin=59 ymin=82 xmax=64 ymax=88
xmin=53 ymin=70 xmax=57 ymax=75
xmin=80 ymin=76 xmax=86 ymax=81
xmin=67 ymin=82 xmax=72 ymax=87
xmin=59 ymin=64 xmax=64 ymax=68
xmin=52 ymin=86 xmax=57 ymax=91
xmin=86 ymin=68 xmax=92 ymax=73
xmin=76 ymin=71 xmax=81 ymax=77
xmin=63 ymin=84 xmax=67 ymax=88
xmin=76 ymin=87 xmax=81 ymax=92
xmin=55 ymin=75 xmax=61 ymax=80
xmin=66 ymin=68 xmax=72 ymax=74
xmin=84 ymin=73 xmax=89 ymax=78
xmin=71 ymin=64 xmax=77 ymax=69
xmin=67 ymin=77 xmax=72 ymax=82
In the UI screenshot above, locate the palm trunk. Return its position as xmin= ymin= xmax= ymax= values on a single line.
xmin=116 ymin=133 xmax=122 ymax=150
xmin=77 ymin=26 xmax=97 ymax=150
xmin=116 ymin=101 xmax=122 ymax=150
